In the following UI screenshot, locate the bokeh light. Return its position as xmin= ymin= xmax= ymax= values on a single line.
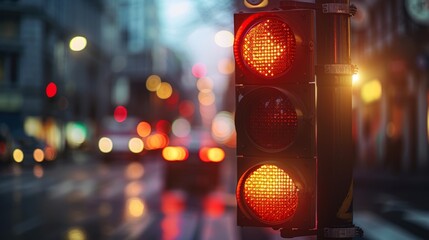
xmin=128 ymin=137 xmax=144 ymax=153
xmin=69 ymin=36 xmax=87 ymax=52
xmin=33 ymin=148 xmax=44 ymax=162
xmin=156 ymin=82 xmax=173 ymax=99
xmin=125 ymin=162 xmax=145 ymax=180
xmin=98 ymin=137 xmax=113 ymax=153
xmin=114 ymin=105 xmax=128 ymax=122
xmin=66 ymin=122 xmax=87 ymax=148
xmin=171 ymin=118 xmax=191 ymax=138
xmin=146 ymin=75 xmax=162 ymax=92
xmin=214 ymin=30 xmax=234 ymax=48
xmin=192 ymin=63 xmax=207 ymax=78
xmin=126 ymin=197 xmax=145 ymax=218
xmin=13 ymin=149 xmax=24 ymax=163
xmin=137 ymin=121 xmax=152 ymax=138
xmin=211 ymin=111 xmax=235 ymax=145
xmin=218 ymin=58 xmax=235 ymax=75
xmin=361 ymin=79 xmax=382 ymax=103
xmin=46 ymin=82 xmax=57 ymax=98
xmin=198 ymin=91 xmax=215 ymax=106
xmin=197 ymin=77 xmax=214 ymax=93
xmin=179 ymin=100 xmax=195 ymax=118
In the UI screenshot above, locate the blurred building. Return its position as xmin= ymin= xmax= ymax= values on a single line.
xmin=351 ymin=0 xmax=429 ymax=172
xmin=0 ymin=0 xmax=121 ymax=151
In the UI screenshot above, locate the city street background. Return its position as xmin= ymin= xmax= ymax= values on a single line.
xmin=1 ymin=0 xmax=429 ymax=239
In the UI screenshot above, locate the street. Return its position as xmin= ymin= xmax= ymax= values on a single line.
xmin=0 ymin=154 xmax=427 ymax=240
xmin=0 ymin=154 xmax=285 ymax=240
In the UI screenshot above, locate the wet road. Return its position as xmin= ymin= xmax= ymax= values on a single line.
xmin=1 ymin=155 xmax=429 ymax=240
xmin=0 ymin=156 xmax=290 ymax=240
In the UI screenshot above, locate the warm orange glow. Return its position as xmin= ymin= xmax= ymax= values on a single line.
xmin=207 ymin=148 xmax=225 ymax=162
xmin=125 ymin=181 xmax=144 ymax=197
xmin=162 ymin=146 xmax=189 ymax=161
xmin=237 ymin=164 xmax=298 ymax=224
xmin=33 ymin=148 xmax=44 ymax=162
xmin=239 ymin=18 xmax=295 ymax=77
xmin=198 ymin=91 xmax=215 ymax=106
xmin=137 ymin=121 xmax=151 ymax=137
xmin=67 ymin=227 xmax=87 ymax=240
xmin=196 ymin=77 xmax=214 ymax=93
xmin=125 ymin=162 xmax=145 ymax=180
xmin=145 ymin=133 xmax=169 ymax=150
xmin=13 ymin=149 xmax=24 ymax=163
xmin=156 ymin=82 xmax=173 ymax=99
xmin=33 ymin=164 xmax=44 ymax=178
xmin=218 ymin=58 xmax=235 ymax=75
xmin=126 ymin=197 xmax=145 ymax=218
xmin=146 ymin=75 xmax=161 ymax=92
xmin=44 ymin=146 xmax=57 ymax=161
xmin=199 ymin=147 xmax=224 ymax=163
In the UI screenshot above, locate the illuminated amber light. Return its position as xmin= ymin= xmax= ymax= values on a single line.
xmin=146 ymin=75 xmax=161 ymax=92
xmin=13 ymin=149 xmax=24 ymax=163
xmin=33 ymin=148 xmax=44 ymax=162
xmin=240 ymin=18 xmax=296 ymax=77
xmin=162 ymin=146 xmax=189 ymax=161
xmin=127 ymin=197 xmax=145 ymax=218
xmin=238 ymin=164 xmax=298 ymax=224
xmin=156 ymin=82 xmax=173 ymax=99
xmin=137 ymin=121 xmax=151 ymax=137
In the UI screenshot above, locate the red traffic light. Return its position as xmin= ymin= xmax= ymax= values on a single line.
xmin=235 ymin=16 xmax=296 ymax=78
xmin=237 ymin=164 xmax=299 ymax=225
xmin=234 ymin=9 xmax=316 ymax=232
xmin=46 ymin=82 xmax=57 ymax=98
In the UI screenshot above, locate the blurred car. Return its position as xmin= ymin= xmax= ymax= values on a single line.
xmin=162 ymin=129 xmax=225 ymax=195
xmin=97 ymin=117 xmax=144 ymax=161
xmin=11 ymin=134 xmax=52 ymax=166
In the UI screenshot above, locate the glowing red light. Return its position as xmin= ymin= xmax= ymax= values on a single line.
xmin=235 ymin=17 xmax=296 ymax=78
xmin=46 ymin=82 xmax=57 ymax=98
xmin=179 ymin=100 xmax=195 ymax=118
xmin=237 ymin=164 xmax=299 ymax=225
xmin=156 ymin=120 xmax=171 ymax=134
xmin=192 ymin=63 xmax=207 ymax=78
xmin=114 ymin=106 xmax=127 ymax=122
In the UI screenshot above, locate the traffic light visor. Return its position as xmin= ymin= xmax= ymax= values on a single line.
xmin=235 ymin=16 xmax=296 ymax=78
xmin=237 ymin=164 xmax=299 ymax=225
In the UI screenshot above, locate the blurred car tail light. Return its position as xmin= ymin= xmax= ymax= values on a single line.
xmin=199 ymin=147 xmax=225 ymax=163
xmin=162 ymin=146 xmax=189 ymax=161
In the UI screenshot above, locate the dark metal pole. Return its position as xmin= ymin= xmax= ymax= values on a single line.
xmin=315 ymin=0 xmax=355 ymax=239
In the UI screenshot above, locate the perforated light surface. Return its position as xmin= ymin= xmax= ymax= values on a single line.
xmin=239 ymin=164 xmax=299 ymax=224
xmin=246 ymin=90 xmax=298 ymax=150
xmin=241 ymin=18 xmax=295 ymax=77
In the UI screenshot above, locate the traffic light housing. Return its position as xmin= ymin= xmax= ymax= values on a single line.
xmin=234 ymin=9 xmax=316 ymax=230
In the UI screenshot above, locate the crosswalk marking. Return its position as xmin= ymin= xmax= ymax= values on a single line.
xmin=354 ymin=211 xmax=420 ymax=240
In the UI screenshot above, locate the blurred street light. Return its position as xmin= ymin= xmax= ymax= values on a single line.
xmin=69 ymin=36 xmax=87 ymax=52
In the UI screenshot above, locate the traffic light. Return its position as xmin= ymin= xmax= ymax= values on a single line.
xmin=234 ymin=9 xmax=316 ymax=232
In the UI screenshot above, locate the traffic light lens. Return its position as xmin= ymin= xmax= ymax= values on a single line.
xmin=241 ymin=18 xmax=295 ymax=77
xmin=238 ymin=164 xmax=299 ymax=224
xmin=246 ymin=89 xmax=298 ymax=150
